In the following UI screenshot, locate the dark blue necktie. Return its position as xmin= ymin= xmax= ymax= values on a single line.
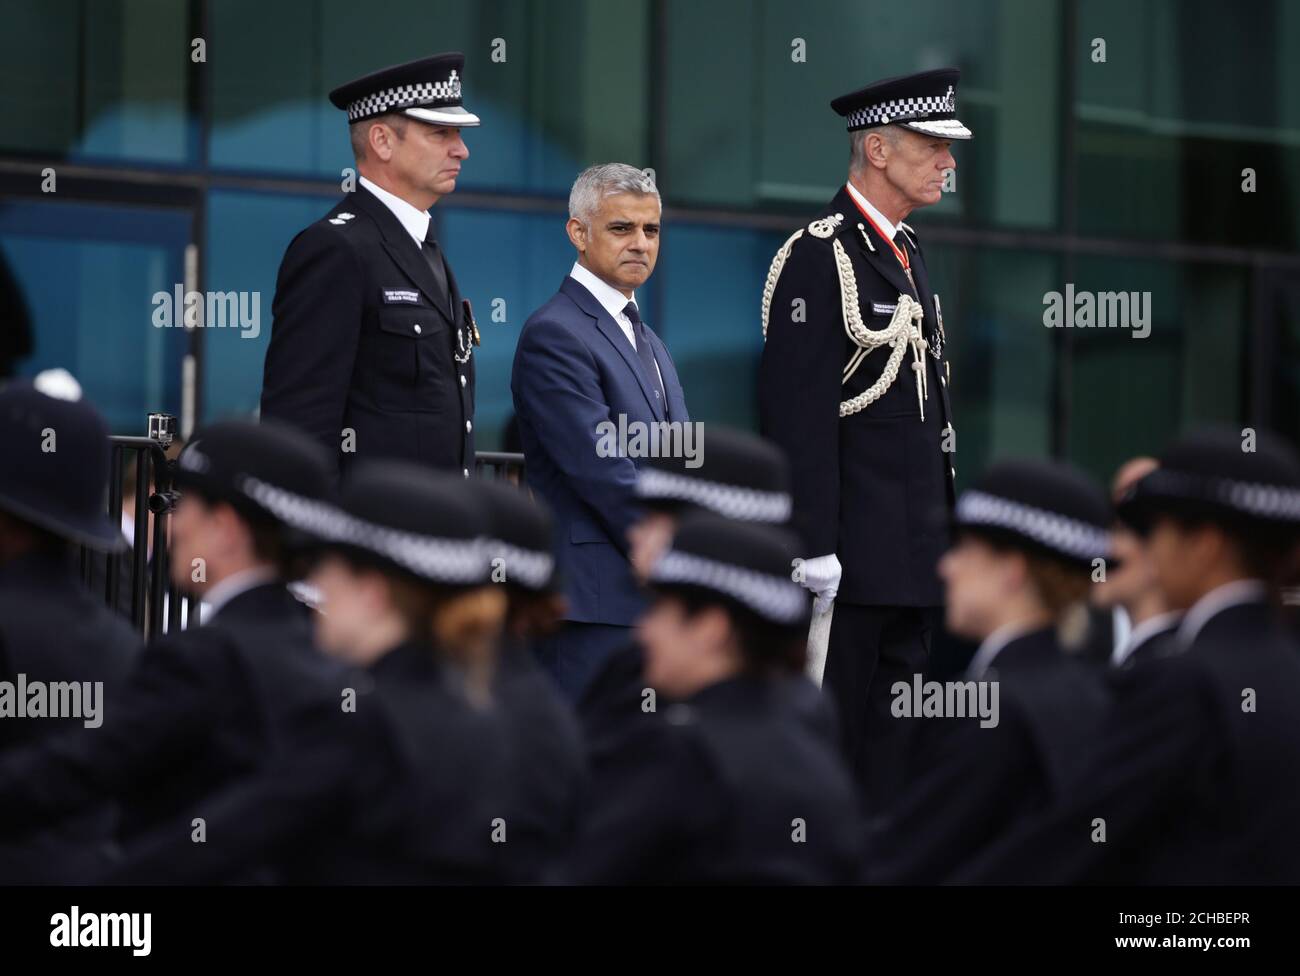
xmin=623 ymin=301 xmax=666 ymax=410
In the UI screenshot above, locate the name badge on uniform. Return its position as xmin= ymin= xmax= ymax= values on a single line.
xmin=382 ymin=289 xmax=420 ymax=305
xmin=871 ymin=301 xmax=897 ymax=316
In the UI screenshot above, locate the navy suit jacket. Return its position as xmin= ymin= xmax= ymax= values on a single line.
xmin=511 ymin=276 xmax=689 ymax=626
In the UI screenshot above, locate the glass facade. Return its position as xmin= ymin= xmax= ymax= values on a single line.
xmin=1 ymin=0 xmax=1296 ymax=486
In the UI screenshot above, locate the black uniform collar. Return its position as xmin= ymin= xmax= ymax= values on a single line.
xmin=368 ymin=638 xmax=446 ymax=683
xmin=824 ymin=186 xmax=918 ymax=309
xmin=207 ymin=579 xmax=302 ymax=624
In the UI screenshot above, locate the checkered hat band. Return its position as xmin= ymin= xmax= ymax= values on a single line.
xmin=483 ymin=540 xmax=555 ymax=590
xmin=239 ymin=476 xmax=487 ymax=584
xmin=650 ymin=550 xmax=807 ymax=624
xmin=347 ymin=76 xmax=463 ymax=122
xmin=635 ymin=467 xmax=793 ymax=524
xmin=956 ymin=490 xmax=1110 ymax=562
xmin=847 ymin=93 xmax=957 ymax=129
xmin=1143 ymin=470 xmax=1300 ymax=522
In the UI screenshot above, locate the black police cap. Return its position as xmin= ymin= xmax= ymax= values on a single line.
xmin=648 ymin=512 xmax=809 ymax=627
xmin=635 ymin=425 xmax=792 ymax=523
xmin=831 ymin=67 xmax=971 ymax=140
xmin=252 ymin=459 xmax=490 ymax=587
xmin=174 ymin=419 xmax=334 ymax=528
xmin=0 ymin=372 xmax=121 ymax=550
xmin=329 ymin=52 xmax=480 ymax=127
xmin=953 ymin=458 xmax=1112 ymax=567
xmin=474 ymin=478 xmax=557 ymax=593
xmin=1117 ymin=426 xmax=1300 ymax=539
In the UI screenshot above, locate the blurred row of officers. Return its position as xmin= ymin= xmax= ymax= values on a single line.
xmin=2 ymin=373 xmax=1300 ymax=884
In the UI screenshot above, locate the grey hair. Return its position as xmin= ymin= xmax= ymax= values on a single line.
xmin=848 ymin=124 xmax=905 ymax=174
xmin=568 ymin=163 xmax=661 ymax=226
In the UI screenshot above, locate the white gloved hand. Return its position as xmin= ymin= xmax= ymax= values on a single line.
xmin=798 ymin=553 xmax=842 ymax=615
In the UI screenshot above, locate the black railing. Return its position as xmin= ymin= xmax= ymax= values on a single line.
xmin=80 ymin=424 xmax=526 ymax=635
xmin=79 ymin=414 xmax=199 ymax=638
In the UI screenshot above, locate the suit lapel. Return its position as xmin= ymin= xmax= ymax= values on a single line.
xmin=351 ymin=187 xmax=457 ymax=328
xmin=560 ymin=276 xmax=665 ymax=420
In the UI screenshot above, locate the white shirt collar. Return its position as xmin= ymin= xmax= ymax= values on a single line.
xmin=1112 ymin=610 xmax=1183 ymax=667
xmin=1177 ymin=579 xmax=1268 ymax=648
xmin=201 ymin=566 xmax=278 ymax=621
xmin=359 ymin=175 xmax=431 ymax=247
xmin=967 ymin=621 xmax=1039 ymax=680
xmin=845 ymin=182 xmax=902 ymax=241
xmin=569 ymin=261 xmax=637 ymax=324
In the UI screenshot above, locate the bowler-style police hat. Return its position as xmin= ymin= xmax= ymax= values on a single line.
xmin=952 ymin=459 xmax=1112 ymax=568
xmin=1117 ymin=427 xmax=1300 ymax=540
xmin=174 ymin=419 xmax=334 ymax=528
xmin=648 ymin=512 xmax=809 ymax=628
xmin=251 ymin=459 xmax=491 ymax=588
xmin=0 ymin=371 xmax=121 ymax=550
xmin=635 ymin=425 xmax=793 ymax=524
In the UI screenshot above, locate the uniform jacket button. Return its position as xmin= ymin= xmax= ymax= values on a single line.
xmin=466 ymin=420 xmax=472 ymax=433
xmin=460 ymin=375 xmax=466 ymax=388
xmin=413 ymin=323 xmax=422 ymax=334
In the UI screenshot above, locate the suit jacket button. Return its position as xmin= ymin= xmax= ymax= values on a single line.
xmin=414 ymin=323 xmax=422 ymax=334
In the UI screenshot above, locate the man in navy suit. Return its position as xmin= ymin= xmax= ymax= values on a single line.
xmin=511 ymin=163 xmax=689 ymax=700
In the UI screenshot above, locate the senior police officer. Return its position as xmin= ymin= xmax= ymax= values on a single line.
xmin=758 ymin=69 xmax=969 ymax=806
xmin=261 ymin=53 xmax=481 ymax=478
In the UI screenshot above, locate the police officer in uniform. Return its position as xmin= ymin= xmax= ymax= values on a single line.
xmin=108 ymin=461 xmax=512 ymax=883
xmin=576 ymin=426 xmax=838 ymax=781
xmin=0 ymin=372 xmax=140 ymax=881
xmin=261 ymin=53 xmax=481 ymax=478
xmin=758 ymin=69 xmax=969 ymax=806
xmin=959 ymin=428 xmax=1300 ymax=883
xmin=0 ymin=420 xmax=344 ymax=869
xmin=571 ymin=512 xmax=861 ymax=884
xmin=475 ymin=479 xmax=587 ymax=882
xmin=867 ymin=459 xmax=1112 ymax=882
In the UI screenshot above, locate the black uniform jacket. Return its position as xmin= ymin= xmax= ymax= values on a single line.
xmin=866 ymin=626 xmax=1111 ymax=884
xmin=105 ymin=639 xmax=512 ymax=884
xmin=571 ymin=672 xmax=861 ymax=884
xmin=490 ymin=639 xmax=588 ymax=882
xmin=0 ymin=548 xmax=141 ymax=881
xmin=260 ymin=185 xmax=476 ymax=477
xmin=956 ymin=601 xmax=1300 ymax=883
xmin=759 ymin=186 xmax=955 ymax=607
xmin=0 ymin=582 xmax=341 ymax=850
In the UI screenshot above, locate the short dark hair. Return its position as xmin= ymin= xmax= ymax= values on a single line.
xmin=350 ymin=112 xmax=409 ymax=161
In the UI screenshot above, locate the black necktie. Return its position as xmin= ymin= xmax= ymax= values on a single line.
xmin=623 ymin=301 xmax=666 ymax=410
xmin=421 ymin=224 xmax=450 ymax=309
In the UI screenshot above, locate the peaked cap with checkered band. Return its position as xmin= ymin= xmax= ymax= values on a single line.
xmin=831 ymin=67 xmax=971 ymax=140
xmin=329 ymin=52 xmax=480 ymax=127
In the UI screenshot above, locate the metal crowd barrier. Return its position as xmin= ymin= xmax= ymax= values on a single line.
xmin=79 ymin=420 xmax=526 ymax=636
xmin=78 ymin=413 xmax=198 ymax=638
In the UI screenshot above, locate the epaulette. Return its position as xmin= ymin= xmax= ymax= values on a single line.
xmin=805 ymin=211 xmax=846 ymax=240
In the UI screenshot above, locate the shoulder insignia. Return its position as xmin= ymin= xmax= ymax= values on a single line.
xmin=807 ymin=212 xmax=845 ymax=239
